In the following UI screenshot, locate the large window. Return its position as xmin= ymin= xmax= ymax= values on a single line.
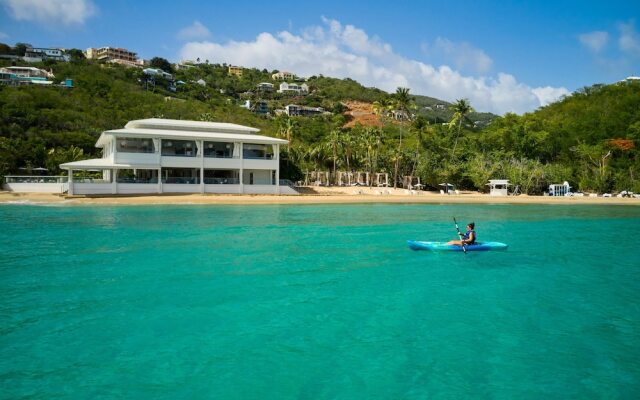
xmin=161 ymin=168 xmax=200 ymax=184
xmin=204 ymin=141 xmax=236 ymax=158
xmin=117 ymin=138 xmax=154 ymax=153
xmin=117 ymin=169 xmax=158 ymax=183
xmin=161 ymin=139 xmax=197 ymax=157
xmin=243 ymin=144 xmax=275 ymax=160
xmin=204 ymin=169 xmax=239 ymax=184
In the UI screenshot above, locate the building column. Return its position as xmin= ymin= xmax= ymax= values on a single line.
xmin=239 ymin=142 xmax=244 ymax=194
xmin=111 ymin=169 xmax=117 ymax=194
xmin=275 ymin=144 xmax=280 ymax=195
xmin=199 ymin=140 xmax=204 ymax=194
xmin=68 ymin=169 xmax=74 ymax=195
xmin=158 ymin=168 xmax=162 ymax=193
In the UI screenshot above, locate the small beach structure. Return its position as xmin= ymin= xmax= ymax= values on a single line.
xmin=354 ymin=172 xmax=370 ymax=186
xmin=439 ymin=183 xmax=455 ymax=194
xmin=487 ymin=179 xmax=510 ymax=196
xmin=548 ymin=181 xmax=571 ymax=196
xmin=337 ymin=171 xmax=354 ymax=186
xmin=305 ymin=171 xmax=329 ymax=186
xmin=403 ymin=176 xmax=422 ymax=190
xmin=58 ymin=118 xmax=295 ymax=195
xmin=374 ymin=173 xmax=389 ymax=187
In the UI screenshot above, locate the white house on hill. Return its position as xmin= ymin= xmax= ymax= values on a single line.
xmin=60 ymin=118 xmax=296 ymax=195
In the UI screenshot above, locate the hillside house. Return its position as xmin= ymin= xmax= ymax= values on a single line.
xmin=272 ymin=71 xmax=295 ymax=80
xmin=23 ymin=47 xmax=69 ymax=63
xmin=228 ymin=66 xmax=243 ymax=76
xmin=277 ymin=82 xmax=309 ymax=95
xmin=285 ymin=104 xmax=324 ymax=117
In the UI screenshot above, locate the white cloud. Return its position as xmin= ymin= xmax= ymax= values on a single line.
xmin=578 ymin=31 xmax=609 ymax=53
xmin=424 ymin=37 xmax=493 ymax=74
xmin=180 ymin=18 xmax=568 ymax=114
xmin=618 ymin=22 xmax=640 ymax=57
xmin=1 ymin=0 xmax=96 ymax=26
xmin=177 ymin=21 xmax=211 ymax=41
xmin=532 ymin=86 xmax=569 ymax=107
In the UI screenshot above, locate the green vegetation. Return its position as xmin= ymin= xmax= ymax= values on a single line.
xmin=0 ymin=52 xmax=638 ymax=193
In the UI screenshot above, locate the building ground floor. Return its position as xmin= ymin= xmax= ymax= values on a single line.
xmin=3 ymin=167 xmax=299 ymax=195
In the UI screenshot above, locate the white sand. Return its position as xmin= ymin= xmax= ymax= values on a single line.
xmin=1 ymin=187 xmax=639 ymax=206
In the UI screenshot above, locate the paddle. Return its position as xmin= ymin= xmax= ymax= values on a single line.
xmin=453 ymin=217 xmax=467 ymax=254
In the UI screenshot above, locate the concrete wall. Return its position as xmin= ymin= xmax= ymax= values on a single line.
xmin=204 ymin=184 xmax=242 ymax=194
xmin=117 ymin=183 xmax=159 ymax=194
xmin=72 ymin=183 xmax=112 ymax=195
xmin=3 ymin=182 xmax=68 ymax=193
xmin=161 ymin=184 xmax=201 ymax=193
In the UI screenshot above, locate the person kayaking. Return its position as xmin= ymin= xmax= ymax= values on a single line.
xmin=447 ymin=222 xmax=476 ymax=246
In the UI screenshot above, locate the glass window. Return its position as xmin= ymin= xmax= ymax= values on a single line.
xmin=203 ymin=169 xmax=239 ymax=184
xmin=204 ymin=142 xmax=235 ymax=158
xmin=161 ymin=168 xmax=200 ymax=184
xmin=116 ymin=169 xmax=158 ymax=183
xmin=161 ymin=139 xmax=197 ymax=157
xmin=243 ymin=144 xmax=275 ymax=159
xmin=116 ymin=138 xmax=154 ymax=153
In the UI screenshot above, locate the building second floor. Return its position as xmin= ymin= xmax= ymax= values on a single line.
xmin=95 ymin=118 xmax=288 ymax=169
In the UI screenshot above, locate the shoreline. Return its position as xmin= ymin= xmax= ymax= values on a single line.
xmin=1 ymin=188 xmax=639 ymax=206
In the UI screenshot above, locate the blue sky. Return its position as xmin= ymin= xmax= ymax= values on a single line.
xmin=1 ymin=0 xmax=639 ymax=114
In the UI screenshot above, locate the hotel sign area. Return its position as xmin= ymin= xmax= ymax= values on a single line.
xmin=60 ymin=119 xmax=296 ymax=195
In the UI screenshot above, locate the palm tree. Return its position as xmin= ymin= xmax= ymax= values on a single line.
xmin=449 ymin=98 xmax=473 ymax=159
xmin=323 ymin=129 xmax=343 ymax=185
xmin=278 ymin=116 xmax=297 ymax=154
xmin=393 ymin=87 xmax=413 ymax=121
xmin=392 ymin=87 xmax=415 ymax=188
xmin=341 ymin=130 xmax=357 ymax=175
xmin=361 ymin=127 xmax=384 ymax=187
xmin=372 ymin=97 xmax=394 ymax=119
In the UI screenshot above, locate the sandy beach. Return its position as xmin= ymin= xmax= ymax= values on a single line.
xmin=1 ymin=186 xmax=639 ymax=205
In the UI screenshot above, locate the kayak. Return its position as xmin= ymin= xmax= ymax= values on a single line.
xmin=407 ymin=240 xmax=508 ymax=252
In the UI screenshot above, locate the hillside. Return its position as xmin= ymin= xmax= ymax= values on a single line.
xmin=0 ymin=56 xmax=638 ymax=193
xmin=413 ymin=94 xmax=496 ymax=127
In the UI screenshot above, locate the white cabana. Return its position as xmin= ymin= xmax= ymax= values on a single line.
xmin=549 ymin=181 xmax=571 ymax=196
xmin=487 ymin=179 xmax=510 ymax=196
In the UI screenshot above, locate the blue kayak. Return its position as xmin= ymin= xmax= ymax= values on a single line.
xmin=407 ymin=240 xmax=508 ymax=252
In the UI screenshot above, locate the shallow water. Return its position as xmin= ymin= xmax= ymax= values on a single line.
xmin=1 ymin=204 xmax=639 ymax=399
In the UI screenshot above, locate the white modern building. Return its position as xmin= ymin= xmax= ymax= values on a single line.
xmin=277 ymin=82 xmax=308 ymax=94
xmin=23 ymin=47 xmax=70 ymax=63
xmin=60 ymin=118 xmax=296 ymax=195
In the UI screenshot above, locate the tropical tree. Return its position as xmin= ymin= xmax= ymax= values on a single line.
xmin=341 ymin=129 xmax=357 ymax=174
xmin=322 ymin=129 xmax=343 ymax=184
xmin=391 ymin=87 xmax=416 ymax=187
xmin=393 ymin=87 xmax=414 ymax=121
xmin=277 ymin=116 xmax=298 ymax=154
xmin=449 ymin=98 xmax=473 ymax=159
xmin=149 ymin=57 xmax=174 ymax=73
xmin=360 ymin=127 xmax=384 ymax=187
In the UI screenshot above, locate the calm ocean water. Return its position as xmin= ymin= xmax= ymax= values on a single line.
xmin=1 ymin=203 xmax=639 ymax=399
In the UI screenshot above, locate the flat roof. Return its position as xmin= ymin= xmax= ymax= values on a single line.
xmin=60 ymin=158 xmax=159 ymax=170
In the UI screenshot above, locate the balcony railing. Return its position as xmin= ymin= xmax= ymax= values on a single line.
xmin=162 ymin=177 xmax=200 ymax=184
xmin=204 ymin=178 xmax=240 ymax=184
xmin=243 ymin=153 xmax=275 ymax=160
xmin=4 ymin=175 xmax=69 ymax=183
xmin=117 ymin=178 xmax=159 ymax=184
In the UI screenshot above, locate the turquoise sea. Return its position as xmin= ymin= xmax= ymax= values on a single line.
xmin=1 ymin=203 xmax=640 ymax=399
